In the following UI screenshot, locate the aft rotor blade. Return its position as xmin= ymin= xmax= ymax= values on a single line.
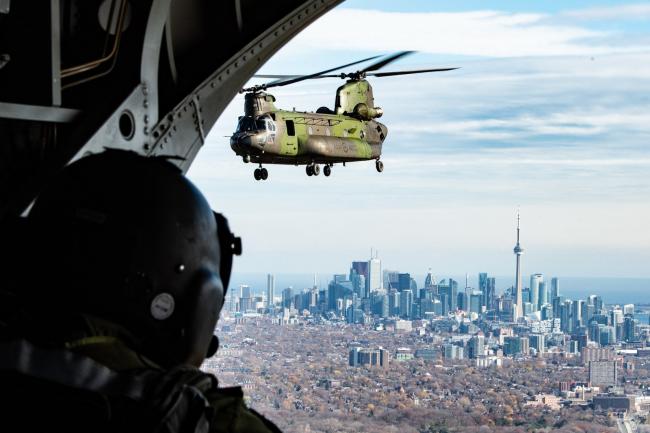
xmin=262 ymin=55 xmax=382 ymax=89
xmin=368 ymin=67 xmax=459 ymax=77
xmin=361 ymin=51 xmax=414 ymax=73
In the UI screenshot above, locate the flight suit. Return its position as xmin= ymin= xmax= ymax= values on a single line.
xmin=0 ymin=314 xmax=281 ymax=433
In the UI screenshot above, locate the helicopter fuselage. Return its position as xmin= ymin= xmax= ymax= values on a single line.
xmin=230 ymin=109 xmax=387 ymax=165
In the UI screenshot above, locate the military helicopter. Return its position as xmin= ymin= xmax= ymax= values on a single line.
xmin=230 ymin=52 xmax=457 ymax=180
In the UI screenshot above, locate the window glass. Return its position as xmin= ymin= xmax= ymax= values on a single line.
xmin=236 ymin=117 xmax=256 ymax=132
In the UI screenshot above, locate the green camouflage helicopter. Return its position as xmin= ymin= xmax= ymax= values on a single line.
xmin=230 ymin=52 xmax=457 ymax=180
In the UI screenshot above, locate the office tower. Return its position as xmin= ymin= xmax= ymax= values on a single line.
xmin=282 ymin=286 xmax=293 ymax=309
xmin=468 ymin=335 xmax=485 ymax=359
xmin=381 ymin=270 xmax=395 ymax=290
xmin=457 ymin=291 xmax=468 ymax=311
xmin=623 ymin=304 xmax=635 ymax=316
xmin=368 ymin=253 xmax=382 ymax=292
xmin=538 ymin=281 xmax=548 ymax=309
xmin=309 ymin=288 xmax=318 ymax=308
xmin=599 ymin=325 xmax=616 ymax=345
xmin=266 ymin=274 xmax=275 ymax=309
xmin=440 ymin=293 xmax=449 ymax=315
xmin=549 ymin=277 xmax=560 ymax=302
xmin=523 ymin=302 xmax=533 ymax=316
xmin=399 ymin=289 xmax=413 ymax=319
xmin=560 ymin=300 xmax=572 ymax=332
xmin=351 ymin=261 xmax=369 ymax=281
xmin=478 ymin=272 xmax=488 ymax=308
xmin=530 ymin=274 xmax=543 ymax=311
xmin=513 ymin=211 xmax=524 ymax=319
xmin=610 ymin=308 xmax=624 ymax=326
xmin=624 ymin=317 xmax=638 ymax=342
xmin=580 ymin=301 xmax=593 ymax=326
xmin=352 ymin=261 xmax=370 ymax=297
xmin=424 ymin=268 xmax=436 ymax=288
xmin=572 ymin=299 xmax=584 ymax=330
xmin=486 ymin=277 xmax=496 ymax=310
xmin=398 ymin=273 xmax=411 ymax=291
xmin=410 ymin=277 xmax=419 ymax=300
xmin=388 ymin=288 xmax=399 ymax=316
xmin=588 ymin=294 xmax=604 ymax=313
xmin=379 ymin=294 xmax=389 ymax=318
xmin=239 ymin=284 xmax=252 ymax=312
xmin=529 ymin=334 xmax=545 ymax=354
xmin=349 ymin=268 xmax=365 ymax=298
xmin=551 ymin=277 xmax=560 ymax=300
xmin=540 ymin=304 xmax=553 ymax=320
xmin=470 ymin=291 xmax=482 ymax=314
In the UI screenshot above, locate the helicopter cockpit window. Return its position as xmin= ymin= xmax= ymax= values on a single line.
xmin=255 ymin=116 xmax=275 ymax=132
xmin=236 ymin=117 xmax=256 ymax=132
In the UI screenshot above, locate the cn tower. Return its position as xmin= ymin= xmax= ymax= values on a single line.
xmin=513 ymin=210 xmax=524 ymax=320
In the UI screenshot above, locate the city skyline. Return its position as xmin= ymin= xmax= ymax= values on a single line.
xmin=187 ymin=1 xmax=650 ymax=277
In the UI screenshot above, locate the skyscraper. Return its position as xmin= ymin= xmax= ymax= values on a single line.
xmin=513 ymin=211 xmax=524 ymax=320
xmin=424 ymin=268 xmax=436 ymax=288
xmin=486 ymin=277 xmax=496 ymax=310
xmin=478 ymin=272 xmax=488 ymax=308
xmin=551 ymin=277 xmax=560 ymax=300
xmin=368 ymin=252 xmax=382 ymax=292
xmin=266 ymin=273 xmax=275 ymax=309
xmin=352 ymin=261 xmax=369 ymax=296
xmin=530 ymin=273 xmax=543 ymax=311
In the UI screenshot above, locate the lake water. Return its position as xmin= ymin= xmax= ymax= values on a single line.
xmin=231 ymin=272 xmax=650 ymax=306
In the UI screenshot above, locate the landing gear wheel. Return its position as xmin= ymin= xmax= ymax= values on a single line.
xmin=375 ymin=160 xmax=384 ymax=173
xmin=324 ymin=165 xmax=331 ymax=177
xmin=306 ymin=165 xmax=313 ymax=176
xmin=261 ymin=168 xmax=268 ymax=180
xmin=312 ymin=164 xmax=320 ymax=176
xmin=254 ymin=168 xmax=262 ymax=180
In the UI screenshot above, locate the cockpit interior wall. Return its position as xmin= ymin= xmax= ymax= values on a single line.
xmin=0 ymin=0 xmax=344 ymax=220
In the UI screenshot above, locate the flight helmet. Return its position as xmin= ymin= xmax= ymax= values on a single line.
xmin=27 ymin=150 xmax=241 ymax=367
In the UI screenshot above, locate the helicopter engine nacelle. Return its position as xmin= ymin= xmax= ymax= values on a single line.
xmin=353 ymin=103 xmax=383 ymax=120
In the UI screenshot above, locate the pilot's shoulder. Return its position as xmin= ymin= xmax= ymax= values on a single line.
xmin=203 ymin=386 xmax=282 ymax=433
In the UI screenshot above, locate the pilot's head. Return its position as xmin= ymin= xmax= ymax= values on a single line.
xmin=27 ymin=150 xmax=241 ymax=367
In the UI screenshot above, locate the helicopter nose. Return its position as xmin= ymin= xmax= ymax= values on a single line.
xmin=232 ymin=132 xmax=266 ymax=154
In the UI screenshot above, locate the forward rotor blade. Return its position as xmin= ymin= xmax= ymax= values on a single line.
xmin=367 ymin=67 xmax=459 ymax=77
xmin=253 ymin=74 xmax=300 ymax=79
xmin=262 ymin=55 xmax=382 ymax=89
xmin=361 ymin=51 xmax=414 ymax=73
xmin=290 ymin=67 xmax=459 ymax=80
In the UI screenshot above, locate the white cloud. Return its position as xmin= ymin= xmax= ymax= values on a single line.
xmin=389 ymin=109 xmax=650 ymax=140
xmin=562 ymin=4 xmax=650 ymax=20
xmin=284 ymin=8 xmax=646 ymax=58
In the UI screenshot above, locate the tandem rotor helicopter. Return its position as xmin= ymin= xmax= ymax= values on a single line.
xmin=230 ymin=51 xmax=457 ymax=180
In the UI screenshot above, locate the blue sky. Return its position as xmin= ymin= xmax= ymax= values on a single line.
xmin=188 ymin=1 xmax=650 ymax=279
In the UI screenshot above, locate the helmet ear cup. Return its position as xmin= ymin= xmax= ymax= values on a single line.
xmin=214 ymin=212 xmax=241 ymax=296
xmin=180 ymin=269 xmax=224 ymax=366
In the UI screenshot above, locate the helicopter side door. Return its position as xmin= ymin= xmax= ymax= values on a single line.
xmin=279 ymin=118 xmax=298 ymax=156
